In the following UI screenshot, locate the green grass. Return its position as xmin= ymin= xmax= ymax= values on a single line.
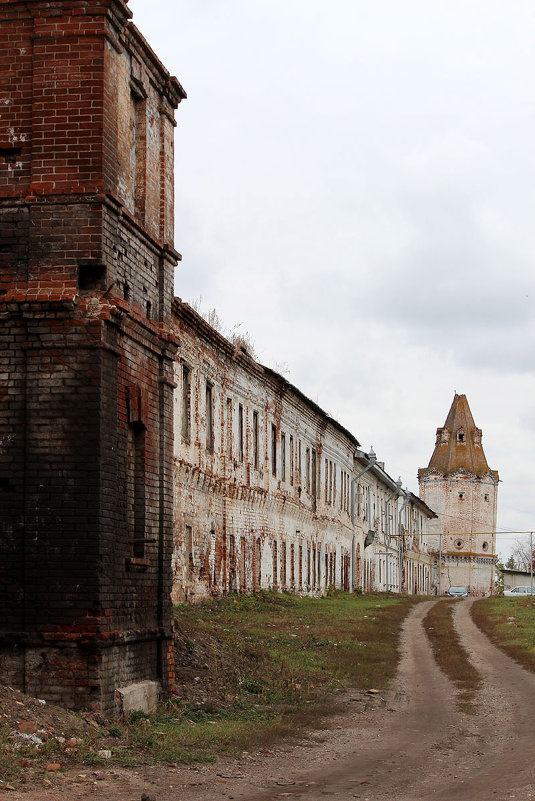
xmin=123 ymin=591 xmax=417 ymax=764
xmin=472 ymin=596 xmax=535 ymax=672
xmin=0 ymin=591 xmax=416 ymax=784
xmin=423 ymin=600 xmax=481 ymax=714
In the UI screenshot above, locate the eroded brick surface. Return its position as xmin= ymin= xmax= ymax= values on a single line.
xmin=170 ymin=302 xmax=436 ymax=602
xmin=0 ymin=0 xmax=185 ymax=713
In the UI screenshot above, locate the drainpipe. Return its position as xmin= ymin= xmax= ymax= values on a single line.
xmin=385 ymin=478 xmax=403 ymax=593
xmin=351 ymin=447 xmax=376 ymax=591
xmin=398 ymin=489 xmax=411 ymax=593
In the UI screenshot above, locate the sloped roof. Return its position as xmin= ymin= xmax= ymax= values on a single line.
xmin=422 ymin=394 xmax=497 ymax=478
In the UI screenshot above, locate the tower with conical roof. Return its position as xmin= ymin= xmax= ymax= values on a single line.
xmin=418 ymin=394 xmax=499 ymax=596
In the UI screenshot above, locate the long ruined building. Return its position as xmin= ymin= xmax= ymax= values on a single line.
xmin=171 ymin=301 xmax=436 ymax=602
xmin=0 ymin=0 xmax=496 ymax=714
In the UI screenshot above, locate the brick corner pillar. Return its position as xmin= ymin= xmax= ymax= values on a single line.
xmin=0 ymin=0 xmax=186 ymax=713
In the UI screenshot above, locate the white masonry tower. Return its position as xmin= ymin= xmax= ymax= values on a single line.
xmin=418 ymin=394 xmax=499 ymax=596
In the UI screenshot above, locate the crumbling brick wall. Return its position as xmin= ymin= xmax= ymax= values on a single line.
xmin=0 ymin=0 xmax=185 ymax=713
xmin=170 ymin=301 xmax=357 ymax=602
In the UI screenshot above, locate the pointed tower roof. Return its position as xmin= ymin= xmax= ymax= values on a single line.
xmin=422 ymin=394 xmax=498 ymax=478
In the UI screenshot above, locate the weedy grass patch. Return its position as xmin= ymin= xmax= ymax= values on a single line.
xmin=423 ymin=600 xmax=481 ymax=714
xmin=472 ymin=597 xmax=535 ymax=672
xmin=0 ymin=591 xmax=416 ymax=785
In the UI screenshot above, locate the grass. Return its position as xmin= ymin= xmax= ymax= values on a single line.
xmin=423 ymin=600 xmax=481 ymax=714
xmin=472 ymin=596 xmax=535 ymax=672
xmin=0 ymin=590 xmax=416 ymax=786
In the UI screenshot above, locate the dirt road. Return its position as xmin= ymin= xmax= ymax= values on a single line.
xmin=11 ymin=599 xmax=535 ymax=801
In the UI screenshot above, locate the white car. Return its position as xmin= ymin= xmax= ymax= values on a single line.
xmin=503 ymin=585 xmax=535 ymax=597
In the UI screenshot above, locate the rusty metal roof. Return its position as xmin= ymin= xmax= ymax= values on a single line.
xmin=423 ymin=393 xmax=498 ymax=479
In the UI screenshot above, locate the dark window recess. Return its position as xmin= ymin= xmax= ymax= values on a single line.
xmin=0 ymin=147 xmax=21 ymax=164
xmin=206 ymin=382 xmax=214 ymax=451
xmin=146 ymin=300 xmax=152 ymax=319
xmin=182 ymin=365 xmax=191 ymax=442
xmin=271 ymin=424 xmax=277 ymax=477
xmin=78 ymin=261 xmax=107 ymax=292
xmin=238 ymin=403 xmax=244 ymax=462
xmin=186 ymin=525 xmax=193 ymax=577
xmin=123 ymin=281 xmax=130 ymax=301
xmin=253 ymin=410 xmax=259 ymax=469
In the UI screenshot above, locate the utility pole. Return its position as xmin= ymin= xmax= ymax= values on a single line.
xmin=531 ymin=532 xmax=533 ymax=596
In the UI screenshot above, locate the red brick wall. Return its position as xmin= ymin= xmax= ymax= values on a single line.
xmin=0 ymin=0 xmax=184 ymax=713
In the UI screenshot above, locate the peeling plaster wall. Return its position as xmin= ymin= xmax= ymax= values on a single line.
xmin=171 ymin=303 xmax=357 ymax=601
xmin=419 ymin=470 xmax=498 ymax=596
xmin=170 ymin=302 xmax=436 ymax=602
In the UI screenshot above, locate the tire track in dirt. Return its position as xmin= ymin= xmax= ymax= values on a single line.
xmin=13 ymin=599 xmax=535 ymax=801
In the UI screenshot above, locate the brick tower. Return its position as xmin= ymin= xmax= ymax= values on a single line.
xmin=418 ymin=394 xmax=499 ymax=596
xmin=0 ymin=0 xmax=186 ymax=712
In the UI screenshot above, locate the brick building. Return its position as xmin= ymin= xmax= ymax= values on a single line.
xmin=170 ymin=301 xmax=436 ymax=601
xmin=0 ymin=0 xmax=185 ymax=712
xmin=418 ymin=394 xmax=499 ymax=596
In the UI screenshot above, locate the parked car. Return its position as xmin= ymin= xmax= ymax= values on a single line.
xmin=503 ymin=586 xmax=535 ymax=597
xmin=445 ymin=586 xmax=469 ymax=597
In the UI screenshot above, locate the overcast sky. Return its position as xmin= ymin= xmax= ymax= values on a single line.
xmin=131 ymin=0 xmax=535 ymax=559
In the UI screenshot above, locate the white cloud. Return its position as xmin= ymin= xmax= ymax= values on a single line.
xmin=132 ymin=0 xmax=535 ymax=554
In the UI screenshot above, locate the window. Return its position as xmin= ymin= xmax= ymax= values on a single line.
xmin=333 ymin=465 xmax=337 ymax=507
xmin=298 ymin=439 xmax=302 ymax=481
xmin=240 ymin=536 xmax=246 ymax=590
xmin=186 ymin=525 xmax=193 ymax=578
xmin=182 ymin=365 xmax=191 ymax=442
xmin=458 ymin=492 xmax=464 ymax=499
xmin=238 ymin=403 xmax=244 ymax=462
xmin=311 ymin=449 xmax=317 ymax=498
xmin=206 ymin=382 xmax=214 ymax=452
xmin=271 ymin=424 xmax=277 ymax=477
xmin=289 ymin=436 xmax=294 ymax=485
xmin=272 ymin=540 xmax=278 ymax=586
xmin=324 ymin=458 xmax=329 ymax=501
xmin=253 ymin=410 xmax=259 ymax=469
xmin=281 ymin=433 xmax=286 ymax=482
xmin=306 ymin=448 xmax=310 ymax=492
xmin=226 ymin=398 xmax=232 ymax=458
